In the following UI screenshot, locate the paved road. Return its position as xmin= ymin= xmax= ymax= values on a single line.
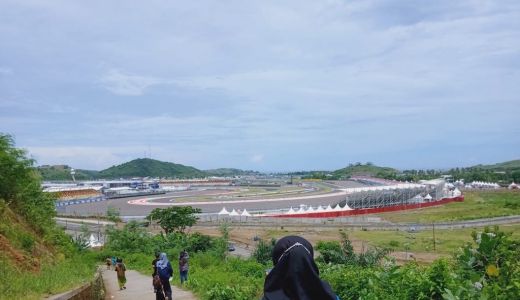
xmin=102 ymin=268 xmax=197 ymax=300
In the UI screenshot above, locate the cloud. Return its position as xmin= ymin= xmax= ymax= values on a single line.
xmin=251 ymin=154 xmax=264 ymax=163
xmin=100 ymin=69 xmax=165 ymax=96
xmin=2 ymin=0 xmax=519 ymax=171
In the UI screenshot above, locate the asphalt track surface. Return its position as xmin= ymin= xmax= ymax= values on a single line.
xmin=61 ymin=181 xmax=366 ymax=217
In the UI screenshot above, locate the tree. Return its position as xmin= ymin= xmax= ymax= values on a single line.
xmin=0 ymin=134 xmax=56 ymax=232
xmin=147 ymin=206 xmax=201 ymax=234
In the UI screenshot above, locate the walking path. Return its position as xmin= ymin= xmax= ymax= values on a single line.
xmin=102 ymin=268 xmax=197 ymax=300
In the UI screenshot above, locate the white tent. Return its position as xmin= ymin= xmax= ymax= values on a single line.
xmin=88 ymin=234 xmax=102 ymax=247
xmin=316 ymin=205 xmax=324 ymax=212
xmin=286 ymin=207 xmax=296 ymax=214
xmin=218 ymin=207 xmax=230 ymax=215
xmin=296 ymin=206 xmax=306 ymax=214
xmin=229 ymin=209 xmax=239 ymax=216
xmin=241 ymin=209 xmax=251 ymax=217
xmin=325 ymin=204 xmax=333 ymax=211
xmin=307 ymin=206 xmax=315 ymax=213
xmin=342 ymin=203 xmax=353 ymax=210
xmin=453 ymin=188 xmax=461 ymax=197
xmin=333 ymin=204 xmax=342 ymax=211
xmin=424 ymin=194 xmax=433 ymax=201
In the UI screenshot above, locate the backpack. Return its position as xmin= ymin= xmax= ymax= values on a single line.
xmin=153 ymin=275 xmax=165 ymax=300
xmin=153 ymin=274 xmax=162 ymax=289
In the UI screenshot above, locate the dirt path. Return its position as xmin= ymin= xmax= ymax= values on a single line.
xmin=102 ymin=268 xmax=197 ymax=300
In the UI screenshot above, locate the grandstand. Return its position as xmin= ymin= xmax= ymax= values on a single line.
xmin=44 ymin=186 xmax=102 ymax=200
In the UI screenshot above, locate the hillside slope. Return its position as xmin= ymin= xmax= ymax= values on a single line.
xmin=1 ymin=134 xmax=98 ymax=299
xmin=472 ymin=159 xmax=520 ymax=171
xmin=98 ymin=158 xmax=206 ymax=178
xmin=332 ymin=163 xmax=397 ymax=179
xmin=37 ymin=165 xmax=99 ymax=181
xmin=205 ymin=168 xmax=261 ymax=177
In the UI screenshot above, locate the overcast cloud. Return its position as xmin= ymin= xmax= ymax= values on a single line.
xmin=1 ymin=0 xmax=519 ymax=171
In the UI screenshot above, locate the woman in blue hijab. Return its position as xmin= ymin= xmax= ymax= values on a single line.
xmin=156 ymin=252 xmax=173 ymax=300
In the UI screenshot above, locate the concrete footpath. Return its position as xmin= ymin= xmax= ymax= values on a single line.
xmin=102 ymin=268 xmax=197 ymax=300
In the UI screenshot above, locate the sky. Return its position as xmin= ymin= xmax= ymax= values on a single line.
xmin=1 ymin=0 xmax=519 ymax=172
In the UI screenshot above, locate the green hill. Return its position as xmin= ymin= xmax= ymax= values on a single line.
xmin=37 ymin=165 xmax=99 ymax=181
xmin=332 ymin=163 xmax=397 ymax=179
xmin=472 ymin=159 xmax=520 ymax=171
xmin=98 ymin=158 xmax=206 ymax=178
xmin=205 ymin=168 xmax=261 ymax=177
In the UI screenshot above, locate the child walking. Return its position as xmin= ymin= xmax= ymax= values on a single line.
xmin=114 ymin=258 xmax=127 ymax=290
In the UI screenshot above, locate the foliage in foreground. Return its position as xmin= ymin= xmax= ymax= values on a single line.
xmin=0 ymin=252 xmax=99 ymax=300
xmin=321 ymin=226 xmax=520 ymax=300
xmin=0 ymin=134 xmax=99 ymax=299
xmin=102 ymin=222 xmax=262 ymax=299
xmin=105 ymin=221 xmax=519 ymax=300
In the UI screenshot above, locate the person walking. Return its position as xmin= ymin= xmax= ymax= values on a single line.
xmin=156 ymin=252 xmax=173 ymax=300
xmin=261 ymin=236 xmax=340 ymax=300
xmin=152 ymin=252 xmax=165 ymax=300
xmin=106 ymin=257 xmax=112 ymax=270
xmin=114 ymin=258 xmax=127 ymax=290
xmin=179 ymin=249 xmax=189 ymax=285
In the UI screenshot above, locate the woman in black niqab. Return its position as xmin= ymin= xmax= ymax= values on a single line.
xmin=262 ymin=236 xmax=338 ymax=300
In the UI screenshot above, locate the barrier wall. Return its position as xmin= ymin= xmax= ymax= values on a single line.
xmin=47 ymin=269 xmax=104 ymax=300
xmin=269 ymin=196 xmax=464 ymax=218
xmin=55 ymin=196 xmax=106 ymax=208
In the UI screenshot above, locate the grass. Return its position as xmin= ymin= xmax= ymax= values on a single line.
xmin=348 ymin=224 xmax=520 ymax=254
xmin=0 ymin=252 xmax=99 ymax=300
xmin=377 ymin=190 xmax=520 ymax=223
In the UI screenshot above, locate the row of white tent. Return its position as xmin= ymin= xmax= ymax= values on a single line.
xmin=217 ymin=204 xmax=355 ymax=217
xmin=468 ymin=181 xmax=500 ymax=189
xmin=285 ymin=203 xmax=353 ymax=214
xmin=218 ymin=207 xmax=252 ymax=217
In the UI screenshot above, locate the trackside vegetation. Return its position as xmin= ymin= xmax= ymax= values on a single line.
xmin=0 ymin=134 xmax=98 ymax=299
xmin=103 ymin=220 xmax=519 ymax=300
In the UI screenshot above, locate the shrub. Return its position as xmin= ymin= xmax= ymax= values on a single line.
xmin=389 ymin=240 xmax=400 ymax=248
xmin=252 ymin=238 xmax=276 ymax=265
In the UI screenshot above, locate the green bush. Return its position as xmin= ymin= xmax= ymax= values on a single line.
xmin=389 ymin=240 xmax=400 ymax=248
xmin=20 ymin=233 xmax=35 ymax=252
xmin=252 ymin=238 xmax=276 ymax=265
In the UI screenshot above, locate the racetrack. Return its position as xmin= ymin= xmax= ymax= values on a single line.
xmin=60 ymin=181 xmax=367 ymax=217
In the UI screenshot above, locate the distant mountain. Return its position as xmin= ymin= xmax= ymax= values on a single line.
xmin=97 ymin=158 xmax=206 ymax=179
xmin=36 ymin=165 xmax=99 ymax=181
xmin=204 ymin=168 xmax=261 ymax=177
xmin=332 ymin=163 xmax=397 ymax=179
xmin=471 ymin=160 xmax=520 ymax=171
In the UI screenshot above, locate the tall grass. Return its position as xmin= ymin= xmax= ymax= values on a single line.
xmin=0 ymin=252 xmax=98 ymax=300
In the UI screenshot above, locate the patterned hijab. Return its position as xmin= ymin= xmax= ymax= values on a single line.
xmin=156 ymin=252 xmax=170 ymax=270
